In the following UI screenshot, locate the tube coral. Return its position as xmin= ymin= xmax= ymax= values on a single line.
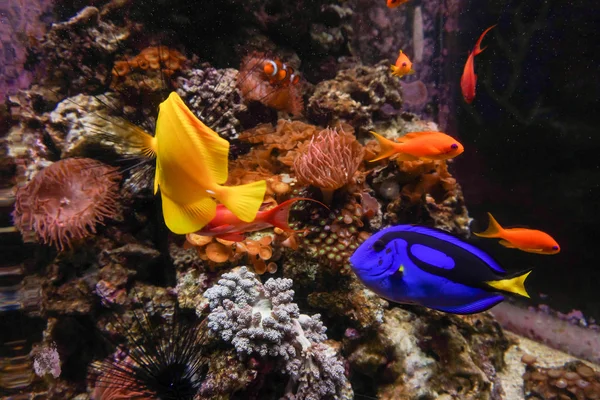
xmin=237 ymin=51 xmax=303 ymax=116
xmin=293 ymin=127 xmax=364 ymax=204
xmin=12 ymin=158 xmax=121 ymax=251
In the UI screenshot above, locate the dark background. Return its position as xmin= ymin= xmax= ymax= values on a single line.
xmin=452 ymin=0 xmax=600 ymax=320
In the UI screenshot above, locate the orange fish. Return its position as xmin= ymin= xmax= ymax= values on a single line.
xmin=387 ymin=0 xmax=410 ymax=8
xmin=390 ymin=50 xmax=415 ymax=78
xmin=461 ymin=24 xmax=496 ymax=104
xmin=192 ymin=198 xmax=322 ymax=242
xmin=262 ymin=59 xmax=300 ymax=86
xmin=368 ymin=131 xmax=464 ymax=162
xmin=474 ymin=213 xmax=560 ymax=255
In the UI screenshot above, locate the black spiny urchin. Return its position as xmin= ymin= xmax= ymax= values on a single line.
xmin=90 ymin=300 xmax=209 ymax=400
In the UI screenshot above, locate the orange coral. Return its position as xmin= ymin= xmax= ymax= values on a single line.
xmin=112 ymin=46 xmax=186 ymax=80
xmin=185 ymin=232 xmax=287 ymax=275
xmin=92 ymin=356 xmax=154 ymax=400
xmin=12 ymin=158 xmax=121 ymax=251
xmin=237 ymin=51 xmax=303 ymax=116
xmin=398 ymin=160 xmax=457 ymax=204
xmin=293 ymin=127 xmax=365 ymax=204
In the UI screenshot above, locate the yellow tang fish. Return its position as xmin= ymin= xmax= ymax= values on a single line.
xmin=136 ymin=92 xmax=267 ymax=234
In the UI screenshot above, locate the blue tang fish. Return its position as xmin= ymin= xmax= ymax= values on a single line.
xmin=349 ymin=225 xmax=532 ymax=314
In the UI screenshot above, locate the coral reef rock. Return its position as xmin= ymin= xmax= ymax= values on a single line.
xmin=346 ymin=307 xmax=509 ymax=400
xmin=307 ymin=61 xmax=403 ymax=136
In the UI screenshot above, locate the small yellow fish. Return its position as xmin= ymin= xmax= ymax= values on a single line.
xmin=134 ymin=92 xmax=267 ymax=234
xmin=390 ymin=50 xmax=415 ymax=78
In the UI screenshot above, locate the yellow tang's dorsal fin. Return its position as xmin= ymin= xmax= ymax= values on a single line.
xmin=396 ymin=131 xmax=439 ymax=142
xmin=156 ymin=92 xmax=230 ymax=185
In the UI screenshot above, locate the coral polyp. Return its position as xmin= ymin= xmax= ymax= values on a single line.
xmin=12 ymin=158 xmax=121 ymax=251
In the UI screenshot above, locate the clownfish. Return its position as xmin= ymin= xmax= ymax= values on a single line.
xmin=350 ymin=224 xmax=533 ymax=314
xmin=474 ymin=213 xmax=560 ymax=255
xmin=262 ymin=59 xmax=300 ymax=86
xmin=461 ymin=24 xmax=496 ymax=104
xmin=368 ymin=130 xmax=464 ymax=162
xmin=128 ymin=92 xmax=267 ymax=234
xmin=387 ymin=0 xmax=410 ymax=8
xmin=390 ymin=50 xmax=415 ymax=78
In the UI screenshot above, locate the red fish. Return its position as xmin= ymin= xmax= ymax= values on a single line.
xmin=193 ymin=198 xmax=323 ymax=242
xmin=461 ymin=24 xmax=496 ymax=104
xmin=387 ymin=0 xmax=410 ymax=8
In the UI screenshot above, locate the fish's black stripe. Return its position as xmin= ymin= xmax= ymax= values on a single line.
xmin=379 ymin=230 xmax=502 ymax=288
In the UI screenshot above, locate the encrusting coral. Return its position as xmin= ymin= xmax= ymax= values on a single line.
xmin=203 ymin=266 xmax=352 ymax=399
xmin=12 ymin=158 xmax=121 ymax=251
xmin=522 ymin=358 xmax=600 ymax=400
xmin=293 ymin=127 xmax=364 ymax=204
xmin=176 ymin=65 xmax=246 ymax=141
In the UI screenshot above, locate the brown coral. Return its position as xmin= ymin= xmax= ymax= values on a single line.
xmin=238 ymin=51 xmax=303 ymax=116
xmin=12 ymin=158 xmax=121 ymax=251
xmin=293 ymin=127 xmax=364 ymax=204
xmin=523 ymin=360 xmax=600 ymax=399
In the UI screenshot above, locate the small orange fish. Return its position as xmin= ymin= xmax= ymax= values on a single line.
xmin=461 ymin=24 xmax=496 ymax=104
xmin=262 ymin=59 xmax=300 ymax=86
xmin=474 ymin=213 xmax=560 ymax=255
xmin=387 ymin=0 xmax=410 ymax=8
xmin=193 ymin=198 xmax=322 ymax=242
xmin=368 ymin=131 xmax=464 ymax=162
xmin=390 ymin=50 xmax=415 ymax=78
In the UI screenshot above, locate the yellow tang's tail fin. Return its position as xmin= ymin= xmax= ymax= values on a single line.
xmin=161 ymin=193 xmax=217 ymax=234
xmin=368 ymin=131 xmax=403 ymax=162
xmin=474 ymin=212 xmax=504 ymax=238
xmin=216 ymin=180 xmax=267 ymax=222
xmin=486 ymin=270 xmax=532 ymax=298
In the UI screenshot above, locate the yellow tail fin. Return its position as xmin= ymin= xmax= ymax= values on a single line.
xmin=161 ymin=193 xmax=217 ymax=234
xmin=486 ymin=270 xmax=532 ymax=298
xmin=369 ymin=131 xmax=403 ymax=162
xmin=474 ymin=212 xmax=504 ymax=238
xmin=216 ymin=180 xmax=267 ymax=222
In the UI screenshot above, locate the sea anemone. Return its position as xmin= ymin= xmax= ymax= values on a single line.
xmin=293 ymin=127 xmax=364 ymax=204
xmin=12 ymin=158 xmax=121 ymax=251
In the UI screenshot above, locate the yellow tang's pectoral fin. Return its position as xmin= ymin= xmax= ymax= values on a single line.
xmin=157 ymin=92 xmax=230 ymax=185
xmin=161 ymin=193 xmax=217 ymax=235
xmin=486 ymin=270 xmax=532 ymax=298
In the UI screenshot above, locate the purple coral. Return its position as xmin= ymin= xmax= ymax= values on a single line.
xmin=204 ymin=267 xmax=351 ymax=399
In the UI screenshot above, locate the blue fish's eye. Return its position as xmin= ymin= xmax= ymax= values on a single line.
xmin=372 ymin=240 xmax=386 ymax=252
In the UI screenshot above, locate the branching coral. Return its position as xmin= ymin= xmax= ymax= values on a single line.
xmin=238 ymin=51 xmax=303 ymax=116
xmin=204 ymin=267 xmax=351 ymax=399
xmin=12 ymin=158 xmax=121 ymax=250
xmin=293 ymin=127 xmax=364 ymax=204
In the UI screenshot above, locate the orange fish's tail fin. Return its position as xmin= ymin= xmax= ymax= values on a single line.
xmin=390 ymin=65 xmax=402 ymax=77
xmin=486 ymin=269 xmax=532 ymax=298
xmin=368 ymin=131 xmax=401 ymax=161
xmin=216 ymin=180 xmax=267 ymax=223
xmin=266 ymin=198 xmax=329 ymax=232
xmin=473 ymin=24 xmax=497 ymax=56
xmin=474 ymin=212 xmax=505 ymax=238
